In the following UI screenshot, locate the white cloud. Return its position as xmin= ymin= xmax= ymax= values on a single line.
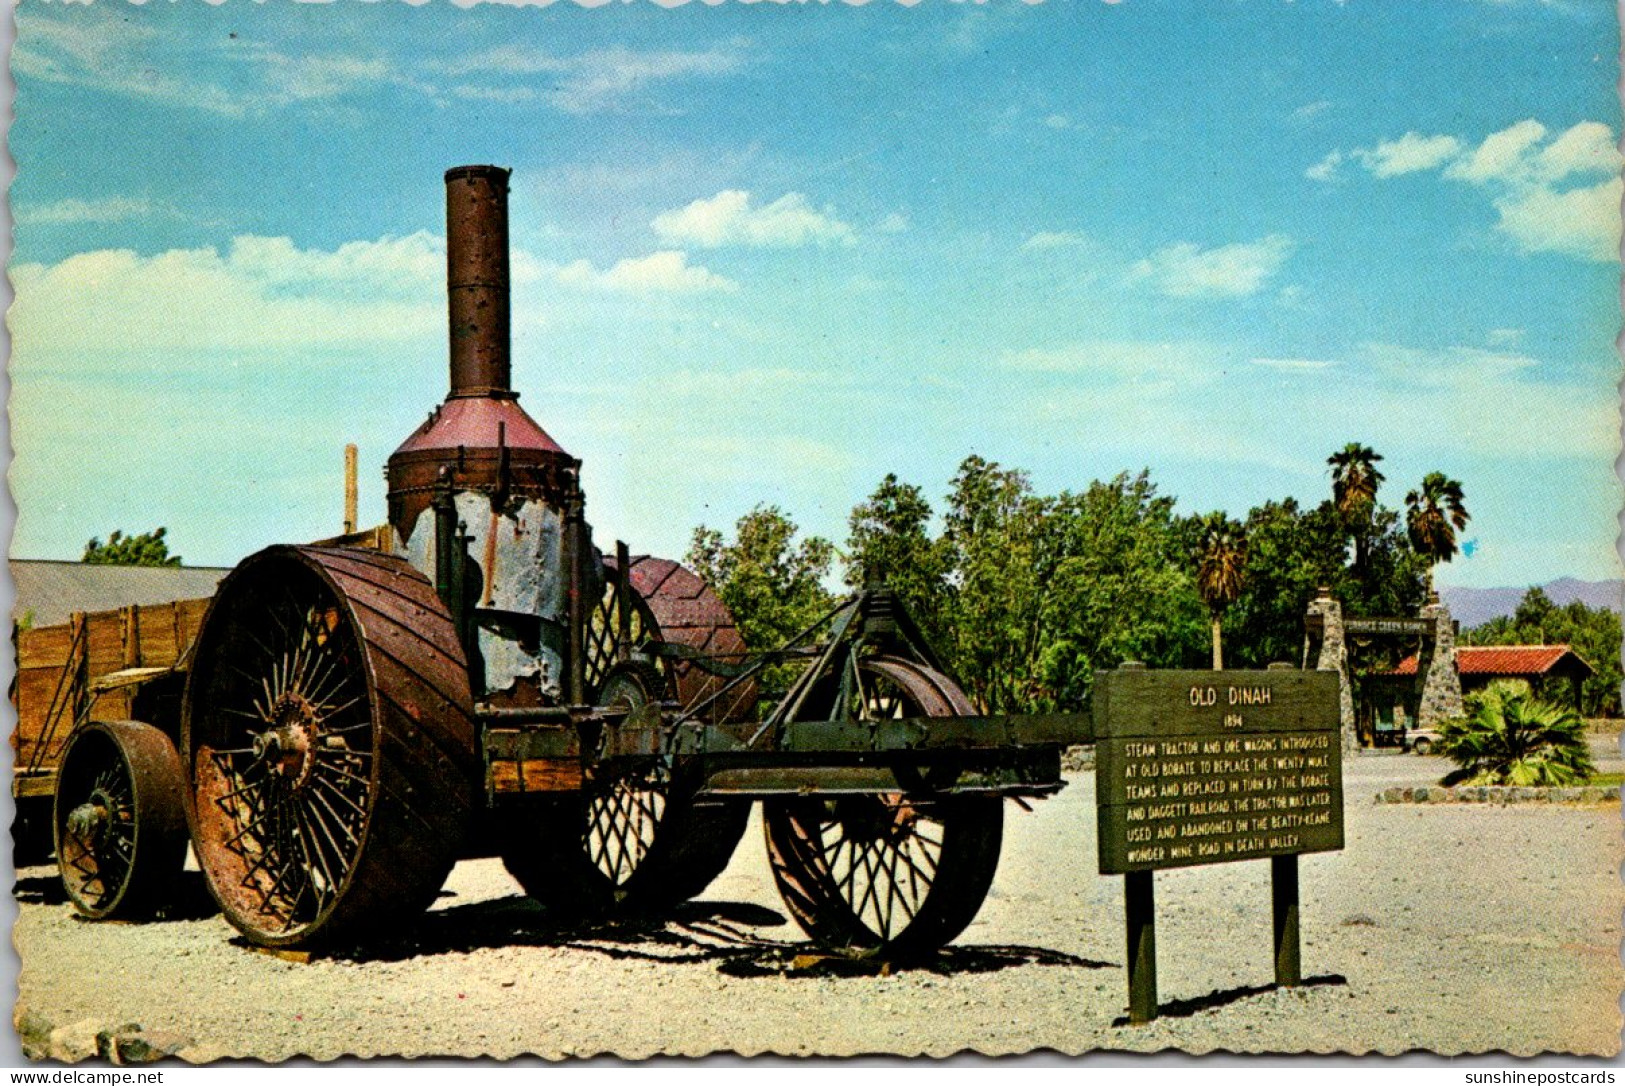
xmin=439 ymin=44 xmax=744 ymax=114
xmin=1361 ymin=342 xmax=1539 ymax=387
xmin=1352 ymin=132 xmax=1463 ymax=177
xmin=1292 ymin=100 xmax=1333 ymax=123
xmin=1486 ymin=327 xmax=1524 ymax=346
xmin=9 ymin=233 xmax=736 ymax=367
xmin=10 ymin=234 xmax=447 ymax=359
xmin=1043 ymin=114 xmax=1071 ymax=130
xmin=651 ymin=191 xmax=856 ymax=249
xmin=1536 ymin=120 xmax=1621 ymax=180
xmin=555 ymin=250 xmax=738 ymax=294
xmin=1445 ymin=119 xmax=1547 ymax=183
xmin=1305 ymin=150 xmax=1343 ymax=183
xmin=1319 ymin=119 xmax=1622 ymax=262
xmin=876 ymin=212 xmax=910 ymax=234
xmin=15 ymin=196 xmax=174 ymax=225
xmin=15 ymin=9 xmax=743 ymax=117
xmin=1493 ymin=176 xmax=1622 ymax=261
xmin=1130 ymin=235 xmax=1295 ymax=298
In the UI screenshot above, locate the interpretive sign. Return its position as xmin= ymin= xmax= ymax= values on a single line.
xmin=1095 ymin=666 xmax=1344 ymax=874
xmin=1093 ymin=664 xmax=1345 ymax=1023
xmin=1092 ymin=663 xmax=1345 ymax=1027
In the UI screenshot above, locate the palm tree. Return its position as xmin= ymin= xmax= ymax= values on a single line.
xmin=1405 ymin=472 xmax=1470 ymax=586
xmin=1327 ymin=443 xmax=1384 ymax=572
xmin=1195 ymin=512 xmax=1246 ymax=670
xmin=1439 ymin=682 xmax=1594 ymax=786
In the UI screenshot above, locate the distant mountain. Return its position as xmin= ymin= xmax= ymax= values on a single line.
xmin=1439 ymin=577 xmax=1624 ymax=629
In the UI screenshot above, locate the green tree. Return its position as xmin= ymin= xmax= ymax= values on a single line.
xmin=1405 ymin=472 xmax=1470 ymax=585
xmin=1194 ymin=512 xmax=1247 ymax=670
xmin=1439 ymin=681 xmax=1595 ymax=786
xmin=687 ymin=505 xmax=837 ymax=702
xmin=1467 ymin=589 xmax=1621 ymax=717
xmin=1034 ymin=474 xmax=1205 ymax=708
xmin=938 ymin=456 xmax=1049 ymax=713
xmin=844 ymin=473 xmax=952 ymax=651
xmin=81 ymin=527 xmax=182 ymax=567
xmin=937 ymin=460 xmax=1205 ymax=713
xmin=1327 ymin=443 xmax=1385 ymax=573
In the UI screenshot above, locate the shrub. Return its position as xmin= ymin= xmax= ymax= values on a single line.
xmin=1439 ymin=681 xmax=1595 ymax=787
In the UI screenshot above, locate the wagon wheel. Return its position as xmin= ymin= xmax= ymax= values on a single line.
xmin=763 ymin=656 xmax=1005 ymax=962
xmin=588 ymin=555 xmax=757 ymax=728
xmin=53 ymin=720 xmax=188 ymax=919
xmin=181 ymin=546 xmax=480 ymax=948
xmin=500 ymin=661 xmax=752 ymax=921
xmin=501 ymin=556 xmax=754 ymax=920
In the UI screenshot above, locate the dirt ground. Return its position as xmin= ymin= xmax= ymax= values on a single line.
xmin=10 ymin=743 xmax=1623 ymax=1061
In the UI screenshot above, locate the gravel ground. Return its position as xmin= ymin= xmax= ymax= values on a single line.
xmin=12 ymin=745 xmax=1623 ymax=1060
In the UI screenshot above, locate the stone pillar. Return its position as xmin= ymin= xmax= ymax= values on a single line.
xmin=1417 ymin=592 xmax=1464 ymax=727
xmin=1306 ymin=587 xmax=1358 ymax=753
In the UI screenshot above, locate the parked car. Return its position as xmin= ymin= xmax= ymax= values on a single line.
xmin=1406 ymin=728 xmax=1445 ymax=755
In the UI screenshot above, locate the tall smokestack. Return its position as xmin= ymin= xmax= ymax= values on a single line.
xmin=388 ymin=166 xmax=574 ymax=544
xmin=445 ymin=165 xmax=513 ymax=399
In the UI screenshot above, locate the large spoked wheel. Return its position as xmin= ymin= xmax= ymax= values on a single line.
xmin=763 ymin=656 xmax=1005 ymax=962
xmin=54 ymin=720 xmax=188 ymax=920
xmin=181 ymin=546 xmax=480 ymax=948
xmin=499 ymin=661 xmax=750 ymax=921
xmin=588 ymin=555 xmax=757 ymax=729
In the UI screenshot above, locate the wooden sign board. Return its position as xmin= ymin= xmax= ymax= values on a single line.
xmin=1095 ymin=668 xmax=1344 ymax=874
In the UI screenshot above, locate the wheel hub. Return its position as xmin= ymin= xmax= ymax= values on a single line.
xmin=834 ymin=796 xmax=916 ymax=845
xmin=254 ymin=693 xmax=321 ymax=788
xmin=65 ymin=795 xmax=112 ymax=848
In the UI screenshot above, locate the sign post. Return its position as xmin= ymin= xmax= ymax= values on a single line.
xmin=1095 ymin=663 xmax=1343 ymax=1024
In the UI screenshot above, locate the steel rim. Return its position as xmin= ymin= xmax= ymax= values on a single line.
xmin=581 ymin=664 xmax=668 ymax=890
xmin=188 ymin=565 xmax=376 ymax=937
xmin=56 ymin=733 xmax=136 ymax=915
xmin=783 ymin=664 xmax=952 ymax=944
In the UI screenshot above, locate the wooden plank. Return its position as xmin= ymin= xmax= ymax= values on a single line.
xmin=1093 ymin=668 xmax=1340 ymax=740
xmin=135 ymin=602 xmax=182 ymax=666
xmin=17 ymin=625 xmax=73 ymax=670
xmin=489 ymin=759 xmax=584 ymax=793
xmin=14 ymin=668 xmax=68 ymax=764
xmin=1095 ymin=731 xmax=1341 ymax=807
xmin=13 ymin=773 xmax=57 ymax=799
xmin=1094 ymin=667 xmax=1344 ymax=875
xmin=85 ymin=611 xmax=127 ymax=680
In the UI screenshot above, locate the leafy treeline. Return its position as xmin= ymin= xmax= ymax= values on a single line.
xmin=81 ymin=527 xmax=182 ymax=567
xmin=1465 ymin=588 xmax=1622 ymax=717
xmin=688 ymin=447 xmax=1463 ymax=713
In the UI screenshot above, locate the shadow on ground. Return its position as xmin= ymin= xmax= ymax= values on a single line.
xmin=16 ymin=869 xmax=220 ymax=923
xmin=1111 ymin=974 xmax=1348 ymax=1027
xmin=234 ymin=892 xmax=1112 ymax=979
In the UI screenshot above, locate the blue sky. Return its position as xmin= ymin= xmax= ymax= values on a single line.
xmin=8 ymin=0 xmax=1621 ymax=590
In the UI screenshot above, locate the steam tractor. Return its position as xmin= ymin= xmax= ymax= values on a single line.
xmin=15 ymin=167 xmax=1089 ymax=959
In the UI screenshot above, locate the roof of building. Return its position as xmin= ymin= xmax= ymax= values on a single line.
xmin=1390 ymin=644 xmax=1594 ymax=679
xmin=11 ymin=559 xmax=232 ymax=629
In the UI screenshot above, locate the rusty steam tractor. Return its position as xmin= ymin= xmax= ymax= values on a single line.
xmin=17 ymin=167 xmax=1091 ymax=959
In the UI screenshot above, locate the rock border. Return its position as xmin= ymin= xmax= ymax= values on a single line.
xmin=1374 ymin=784 xmax=1620 ymax=805
xmin=15 ymin=1009 xmax=220 ymax=1065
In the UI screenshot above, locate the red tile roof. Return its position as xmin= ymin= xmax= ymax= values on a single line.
xmin=1389 ymin=644 xmax=1591 ymax=677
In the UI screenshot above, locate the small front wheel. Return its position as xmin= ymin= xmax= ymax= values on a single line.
xmin=54 ymin=721 xmax=187 ymax=920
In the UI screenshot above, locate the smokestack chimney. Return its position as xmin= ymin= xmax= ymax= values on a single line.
xmin=388 ymin=166 xmax=574 ymax=543
xmin=445 ymin=165 xmax=513 ymax=399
